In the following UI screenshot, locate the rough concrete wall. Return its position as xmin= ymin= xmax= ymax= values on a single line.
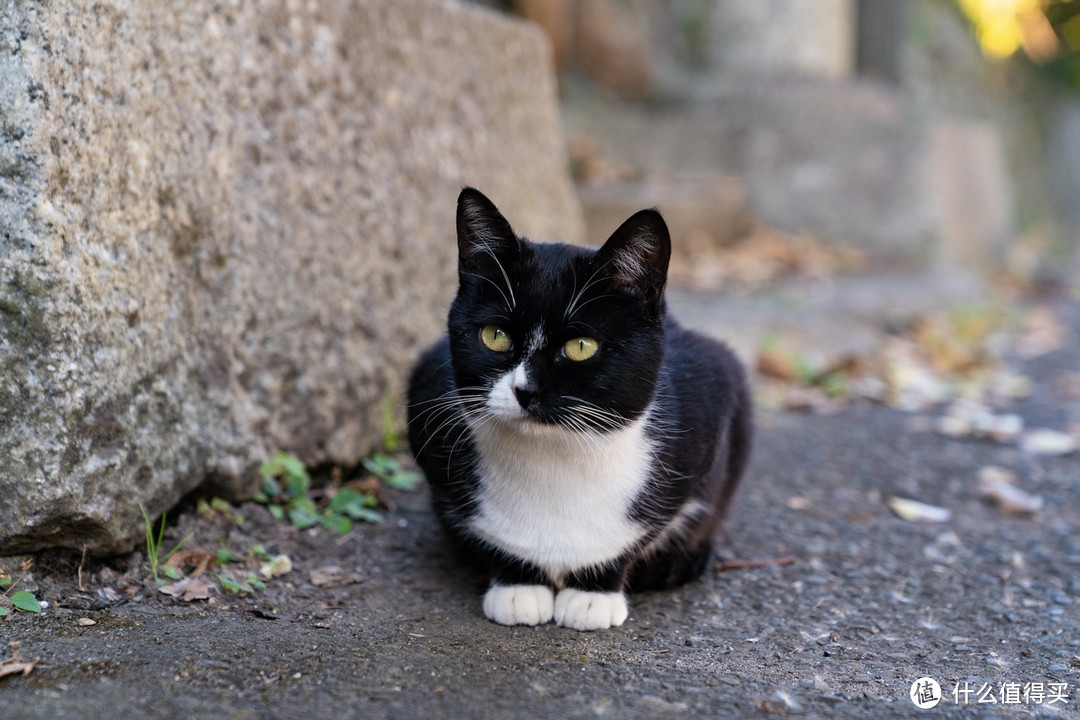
xmin=0 ymin=0 xmax=582 ymax=555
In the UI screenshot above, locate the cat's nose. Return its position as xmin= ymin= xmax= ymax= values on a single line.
xmin=513 ymin=384 xmax=537 ymax=409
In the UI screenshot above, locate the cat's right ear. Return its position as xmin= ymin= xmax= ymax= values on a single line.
xmin=456 ymin=187 xmax=521 ymax=269
xmin=595 ymin=208 xmax=671 ymax=309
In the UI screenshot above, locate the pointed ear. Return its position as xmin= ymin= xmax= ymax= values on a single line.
xmin=457 ymin=187 xmax=520 ymax=269
xmin=595 ymin=209 xmax=671 ymax=307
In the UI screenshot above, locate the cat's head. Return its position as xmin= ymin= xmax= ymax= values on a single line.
xmin=448 ymin=187 xmax=670 ymax=435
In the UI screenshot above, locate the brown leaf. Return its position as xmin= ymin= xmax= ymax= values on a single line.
xmin=164 ymin=549 xmax=215 ymax=578
xmin=309 ymin=565 xmax=364 ymax=589
xmin=978 ymin=466 xmax=1043 ymax=517
xmin=159 ymin=576 xmax=212 ymax=602
xmin=1015 ymin=306 xmax=1067 ymax=358
xmin=756 ymin=347 xmax=801 ymax=382
xmin=0 ymin=652 xmax=39 ymax=679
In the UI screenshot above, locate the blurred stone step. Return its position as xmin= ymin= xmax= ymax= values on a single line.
xmin=575 ymin=175 xmax=753 ymax=253
xmin=566 ymin=79 xmax=1014 ymax=273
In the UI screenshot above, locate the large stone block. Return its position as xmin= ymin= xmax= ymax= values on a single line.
xmin=0 ymin=0 xmax=582 ymax=555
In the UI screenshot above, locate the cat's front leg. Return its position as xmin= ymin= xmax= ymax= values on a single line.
xmin=482 ymin=560 xmax=554 ymax=626
xmin=483 ymin=583 xmax=555 ymax=626
xmin=555 ymin=565 xmax=629 ymax=631
xmin=554 ymin=589 xmax=628 ymax=631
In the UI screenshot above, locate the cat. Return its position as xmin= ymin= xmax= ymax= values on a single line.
xmin=406 ymin=187 xmax=752 ymax=631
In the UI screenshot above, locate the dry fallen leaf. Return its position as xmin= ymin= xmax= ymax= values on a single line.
xmin=756 ymin=346 xmax=802 ymax=383
xmin=882 ymin=340 xmax=950 ymax=410
xmin=669 ymin=226 xmax=864 ymax=291
xmin=309 ymin=565 xmax=364 ymax=589
xmin=786 ymin=496 xmax=812 ymax=511
xmin=1020 ymin=428 xmax=1078 ymax=456
xmin=977 ymin=466 xmax=1043 ymax=517
xmin=0 ymin=651 xmax=39 ymax=679
xmin=259 ymin=554 xmax=293 ymax=580
xmin=1014 ymin=305 xmax=1067 ymax=358
xmin=159 ymin=576 xmax=212 ymax=602
xmin=164 ymin=549 xmax=215 ymax=577
xmin=936 ymin=402 xmax=1023 ymax=443
xmin=97 ymin=587 xmax=122 ymax=604
xmin=888 ymin=496 xmax=952 ymax=523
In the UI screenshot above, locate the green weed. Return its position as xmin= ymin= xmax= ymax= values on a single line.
xmin=381 ymin=393 xmax=406 ymax=452
xmin=255 ymin=451 xmax=389 ymax=533
xmin=362 ymin=452 xmax=421 ymax=491
xmin=216 ymin=573 xmax=266 ymax=595
xmin=140 ymin=504 xmax=191 ymax=586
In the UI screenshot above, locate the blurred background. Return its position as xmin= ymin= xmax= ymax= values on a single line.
xmin=471 ymin=0 xmax=1079 ymax=290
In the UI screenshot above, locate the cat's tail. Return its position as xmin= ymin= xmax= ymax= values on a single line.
xmin=715 ymin=373 xmax=753 ymax=522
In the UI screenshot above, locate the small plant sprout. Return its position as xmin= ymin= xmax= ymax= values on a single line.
xmin=255 ymin=451 xmax=386 ymax=533
xmin=140 ymin=504 xmax=191 ymax=586
xmin=1 ymin=560 xmax=43 ymax=614
xmin=381 ymin=392 xmax=407 ymax=452
xmin=254 ymin=450 xmax=420 ymax=534
xmin=362 ymin=452 xmax=421 ymax=491
xmin=216 ymin=573 xmax=266 ymax=596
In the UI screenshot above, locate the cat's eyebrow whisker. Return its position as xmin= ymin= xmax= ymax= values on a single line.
xmin=461 ymin=271 xmax=514 ymax=313
xmin=563 ymin=260 xmax=614 ymax=321
xmin=566 ymin=293 xmax=621 ymax=319
xmin=481 ymin=247 xmax=517 ymax=311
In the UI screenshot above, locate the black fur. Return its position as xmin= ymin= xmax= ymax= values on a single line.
xmin=408 ymin=187 xmax=752 ymax=622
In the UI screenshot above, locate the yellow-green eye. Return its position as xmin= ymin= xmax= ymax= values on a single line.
xmin=563 ymin=337 xmax=599 ymax=361
xmin=480 ymin=324 xmax=512 ymax=352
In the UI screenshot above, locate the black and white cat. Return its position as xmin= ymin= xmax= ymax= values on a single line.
xmin=407 ymin=187 xmax=752 ymax=631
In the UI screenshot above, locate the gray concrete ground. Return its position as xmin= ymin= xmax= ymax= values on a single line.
xmin=2 ymin=299 xmax=1078 ymax=719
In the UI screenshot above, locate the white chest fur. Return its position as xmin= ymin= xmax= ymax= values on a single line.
xmin=467 ymin=411 xmax=654 ymax=580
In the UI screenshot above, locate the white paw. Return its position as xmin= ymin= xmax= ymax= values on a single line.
xmin=553 ymin=589 xmax=628 ymax=631
xmin=483 ymin=584 xmax=555 ymax=626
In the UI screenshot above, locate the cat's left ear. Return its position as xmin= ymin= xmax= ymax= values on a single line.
xmin=595 ymin=209 xmax=671 ymax=309
xmin=456 ymin=187 xmax=521 ymax=270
